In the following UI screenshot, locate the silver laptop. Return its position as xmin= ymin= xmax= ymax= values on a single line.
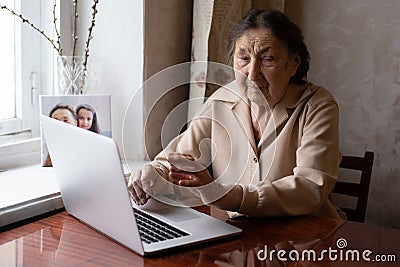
xmin=40 ymin=115 xmax=241 ymax=256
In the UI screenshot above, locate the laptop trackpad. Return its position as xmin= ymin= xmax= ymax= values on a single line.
xmin=138 ymin=198 xmax=201 ymax=222
xmin=155 ymin=208 xmax=200 ymax=222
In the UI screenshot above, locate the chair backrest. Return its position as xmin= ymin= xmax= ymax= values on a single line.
xmin=333 ymin=151 xmax=374 ymax=223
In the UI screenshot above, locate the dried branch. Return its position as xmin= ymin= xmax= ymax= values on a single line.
xmin=0 ymin=4 xmax=61 ymax=54
xmin=83 ymin=0 xmax=99 ymax=70
xmin=52 ymin=0 xmax=62 ymax=55
xmin=72 ymin=0 xmax=79 ymax=60
xmin=1 ymin=1 xmax=100 ymax=95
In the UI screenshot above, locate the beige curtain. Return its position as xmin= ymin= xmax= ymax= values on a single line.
xmin=188 ymin=0 xmax=285 ymax=120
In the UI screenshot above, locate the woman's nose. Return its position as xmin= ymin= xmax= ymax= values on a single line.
xmin=247 ymin=59 xmax=261 ymax=82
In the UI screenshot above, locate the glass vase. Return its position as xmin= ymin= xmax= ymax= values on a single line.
xmin=57 ymin=56 xmax=93 ymax=95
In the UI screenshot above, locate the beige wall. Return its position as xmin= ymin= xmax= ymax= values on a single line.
xmin=286 ymin=0 xmax=400 ymax=228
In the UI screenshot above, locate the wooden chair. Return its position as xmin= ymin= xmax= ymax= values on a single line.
xmin=333 ymin=151 xmax=374 ymax=223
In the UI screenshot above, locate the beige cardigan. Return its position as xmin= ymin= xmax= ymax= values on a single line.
xmin=153 ymin=81 xmax=343 ymax=219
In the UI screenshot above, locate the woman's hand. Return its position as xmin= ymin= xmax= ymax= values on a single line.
xmin=128 ymin=163 xmax=172 ymax=205
xmin=127 ymin=167 xmax=151 ymax=205
xmin=167 ymin=152 xmax=213 ymax=187
xmin=167 ymin=152 xmax=243 ymax=211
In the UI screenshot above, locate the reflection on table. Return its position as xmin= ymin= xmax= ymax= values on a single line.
xmin=0 ymin=207 xmax=398 ymax=266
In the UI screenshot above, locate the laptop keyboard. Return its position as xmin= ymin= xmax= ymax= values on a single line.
xmin=133 ymin=207 xmax=189 ymax=244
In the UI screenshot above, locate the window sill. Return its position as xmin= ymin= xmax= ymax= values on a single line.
xmin=0 ymin=164 xmax=61 ymax=227
xmin=0 ymin=160 xmax=149 ymax=228
xmin=0 ymin=137 xmax=41 ymax=171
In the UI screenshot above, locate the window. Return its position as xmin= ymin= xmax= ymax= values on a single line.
xmin=0 ymin=0 xmax=146 ymax=228
xmin=0 ymin=0 xmax=41 ymax=148
xmin=0 ymin=0 xmax=48 ymax=169
xmin=0 ymin=0 xmax=16 ymax=123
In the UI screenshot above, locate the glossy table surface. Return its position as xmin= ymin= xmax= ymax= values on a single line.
xmin=0 ymin=207 xmax=399 ymax=266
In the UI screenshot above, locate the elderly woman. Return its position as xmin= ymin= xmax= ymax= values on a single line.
xmin=129 ymin=9 xmax=343 ymax=219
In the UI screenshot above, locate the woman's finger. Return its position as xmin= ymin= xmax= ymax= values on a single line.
xmin=178 ymin=179 xmax=199 ymax=187
xmin=132 ymin=181 xmax=149 ymax=205
xmin=127 ymin=169 xmax=150 ymax=205
xmin=169 ymin=171 xmax=193 ymax=181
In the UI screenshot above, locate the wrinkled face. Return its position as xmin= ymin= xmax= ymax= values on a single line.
xmin=77 ymin=109 xmax=93 ymax=130
xmin=233 ymin=27 xmax=300 ymax=105
xmin=51 ymin=109 xmax=77 ymax=125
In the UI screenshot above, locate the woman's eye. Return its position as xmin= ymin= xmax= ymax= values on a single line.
xmin=262 ymin=56 xmax=274 ymax=62
xmin=261 ymin=56 xmax=276 ymax=66
xmin=237 ymin=56 xmax=250 ymax=66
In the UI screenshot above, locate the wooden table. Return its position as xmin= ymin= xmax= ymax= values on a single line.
xmin=0 ymin=207 xmax=399 ymax=266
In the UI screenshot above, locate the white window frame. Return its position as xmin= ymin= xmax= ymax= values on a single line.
xmin=0 ymin=0 xmax=39 ymax=137
xmin=0 ymin=0 xmax=56 ymax=169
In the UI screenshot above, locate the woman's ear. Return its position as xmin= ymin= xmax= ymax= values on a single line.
xmin=289 ymin=53 xmax=301 ymax=77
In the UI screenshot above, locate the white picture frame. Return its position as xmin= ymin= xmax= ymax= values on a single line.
xmin=39 ymin=94 xmax=112 ymax=167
